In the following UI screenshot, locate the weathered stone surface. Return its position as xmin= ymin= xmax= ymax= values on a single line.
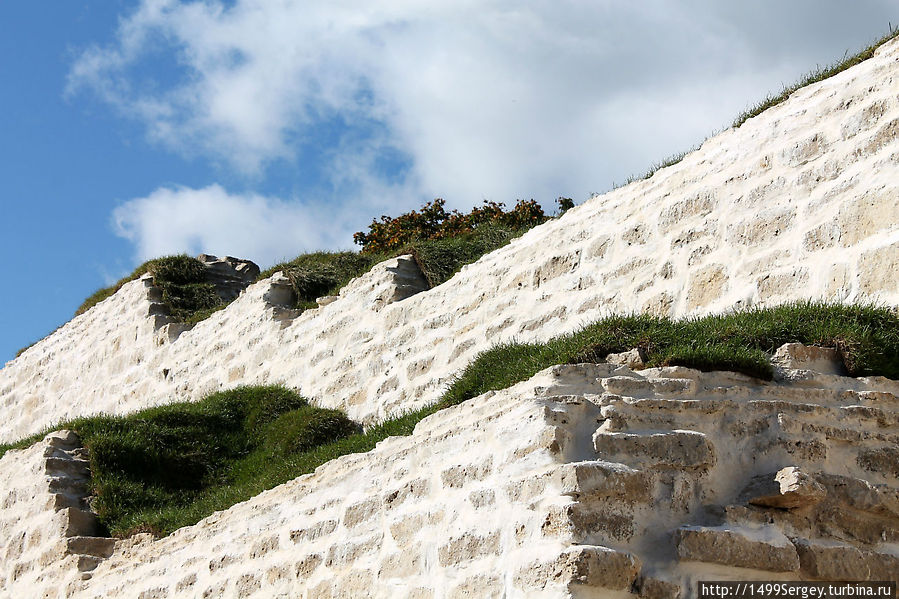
xmin=793 ymin=538 xmax=871 ymax=580
xmin=675 ymin=525 xmax=801 ymax=572
xmin=594 ymin=430 xmax=715 ymax=469
xmin=516 ymin=546 xmax=640 ymax=591
xmin=686 ymin=264 xmax=728 ymax=310
xmin=197 ymin=254 xmax=260 ymax=302
xmin=606 ymin=348 xmax=647 ymax=370
xmin=745 ymin=467 xmax=827 ymax=509
xmin=2 ymin=39 xmax=899 ymax=443
xmin=2 ymin=363 xmax=897 ymax=595
xmin=772 ymin=343 xmax=845 ymax=376
xmin=3 ymin=27 xmax=899 ymax=599
xmin=638 ymin=576 xmax=683 ymax=599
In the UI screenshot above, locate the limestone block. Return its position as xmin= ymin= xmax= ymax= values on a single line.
xmin=638 ymin=576 xmax=683 ymax=599
xmin=793 ymin=538 xmax=871 ymax=580
xmin=556 ymin=460 xmax=652 ymax=503
xmin=657 ymin=191 xmax=716 ymax=234
xmin=756 ymin=269 xmax=809 ymax=302
xmin=858 ymin=241 xmax=899 ymax=295
xmin=515 ymin=546 xmax=640 ymax=592
xmin=436 ymin=532 xmax=501 ymax=567
xmin=197 ymin=254 xmax=260 ymax=302
xmin=771 ymin=343 xmax=845 ymax=375
xmin=558 ymin=545 xmax=641 ymax=590
xmin=727 ymin=210 xmax=795 ymax=247
xmin=605 ymin=348 xmax=647 ymax=370
xmin=675 ymin=525 xmax=800 ymax=572
xmin=593 ymin=430 xmax=715 ymax=469
xmin=745 ymin=467 xmax=826 ymax=509
xmin=686 ymin=264 xmax=728 ymax=310
xmin=857 ymin=446 xmax=899 ymax=479
xmin=66 ymin=537 xmax=116 ymax=559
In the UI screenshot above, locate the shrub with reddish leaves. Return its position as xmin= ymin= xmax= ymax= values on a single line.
xmin=353 ymin=198 xmax=548 ymax=254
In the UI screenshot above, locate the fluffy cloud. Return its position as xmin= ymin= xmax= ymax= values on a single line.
xmin=74 ymin=1 xmax=896 ymax=258
xmin=112 ymin=185 xmax=361 ymax=265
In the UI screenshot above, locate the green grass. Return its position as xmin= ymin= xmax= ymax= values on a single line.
xmin=259 ymin=251 xmax=378 ymax=309
xmin=612 ymin=25 xmax=899 ymax=190
xmin=2 ymin=303 xmax=897 ymax=537
xmin=0 ymin=386 xmax=357 ymax=536
xmin=732 ymin=26 xmax=899 ymax=129
xmin=75 ymin=255 xmax=221 ymax=321
xmin=259 ymin=224 xmax=532 ymax=309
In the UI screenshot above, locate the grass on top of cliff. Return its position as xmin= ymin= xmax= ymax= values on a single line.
xmin=613 ymin=25 xmax=899 ymax=188
xmin=1 ymin=303 xmax=896 ymax=537
xmin=74 ymin=255 xmax=222 ymax=321
xmin=258 ymin=224 xmax=531 ymax=309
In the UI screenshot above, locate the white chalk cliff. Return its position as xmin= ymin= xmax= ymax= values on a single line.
xmin=2 ymin=34 xmax=899 ymax=598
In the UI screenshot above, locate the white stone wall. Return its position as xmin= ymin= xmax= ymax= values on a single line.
xmin=3 ymin=37 xmax=899 ymax=445
xmin=13 ymin=362 xmax=899 ymax=598
xmin=0 ymin=431 xmax=114 ymax=599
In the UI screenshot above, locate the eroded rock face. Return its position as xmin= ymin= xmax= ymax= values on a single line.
xmin=7 ymin=364 xmax=897 ymax=597
xmin=4 ymin=35 xmax=899 ymax=439
xmin=197 ymin=254 xmax=260 ymax=302
xmin=772 ymin=343 xmax=846 ymax=376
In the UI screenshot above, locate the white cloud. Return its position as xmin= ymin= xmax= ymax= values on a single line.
xmin=75 ymin=0 xmax=897 ymax=255
xmin=113 ymin=184 xmax=353 ymax=266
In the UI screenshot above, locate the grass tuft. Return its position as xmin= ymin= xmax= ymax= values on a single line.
xmin=13 ymin=386 xmax=356 ymax=536
xmin=732 ymin=26 xmax=899 ymax=129
xmin=258 ymin=224 xmax=531 ymax=309
xmin=75 ymin=255 xmax=221 ymax=321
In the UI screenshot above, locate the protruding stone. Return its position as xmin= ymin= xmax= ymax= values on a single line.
xmin=316 ymin=295 xmax=340 ymax=307
xmin=675 ymin=525 xmax=800 ymax=572
xmin=66 ymin=536 xmax=116 ymax=558
xmin=638 ymin=576 xmax=683 ymax=599
xmin=606 ymin=348 xmax=647 ymax=370
xmin=562 ymin=546 xmax=641 ymax=590
xmin=197 ymin=254 xmax=260 ymax=302
xmin=594 ymin=430 xmax=715 ymax=469
xmin=556 ymin=460 xmax=652 ymax=503
xmin=44 ymin=430 xmax=80 ymax=448
xmin=793 ymin=538 xmax=870 ymax=580
xmin=516 ymin=546 xmax=640 ymax=591
xmin=771 ymin=343 xmax=845 ymax=375
xmin=59 ymin=508 xmax=101 ymax=537
xmin=745 ymin=467 xmax=826 ymax=509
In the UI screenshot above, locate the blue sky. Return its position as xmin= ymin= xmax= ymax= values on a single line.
xmin=1 ymin=1 xmax=896 ymax=363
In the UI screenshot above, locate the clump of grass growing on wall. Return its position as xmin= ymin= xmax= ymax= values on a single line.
xmin=2 ymin=302 xmax=897 ymax=537
xmin=28 ymin=386 xmax=357 ymax=536
xmin=257 ymin=198 xmax=565 ymax=309
xmin=75 ymin=255 xmax=220 ymax=320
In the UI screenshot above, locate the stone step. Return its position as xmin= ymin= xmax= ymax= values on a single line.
xmin=44 ymin=429 xmax=81 ymax=450
xmin=794 ymin=538 xmax=899 ymax=581
xmin=45 ymin=456 xmax=91 ymax=477
xmin=75 ymin=554 xmax=103 ymax=573
xmin=50 ymin=492 xmax=84 ymax=511
xmin=556 ymin=460 xmax=653 ymax=503
xmin=593 ymin=429 xmax=715 ymax=469
xmin=60 ymin=508 xmax=101 ymax=537
xmin=675 ymin=524 xmax=800 ymax=572
xmin=49 ymin=476 xmax=89 ymax=495
xmin=66 ymin=536 xmax=116 ymax=558
xmin=514 ymin=545 xmax=641 ymax=593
